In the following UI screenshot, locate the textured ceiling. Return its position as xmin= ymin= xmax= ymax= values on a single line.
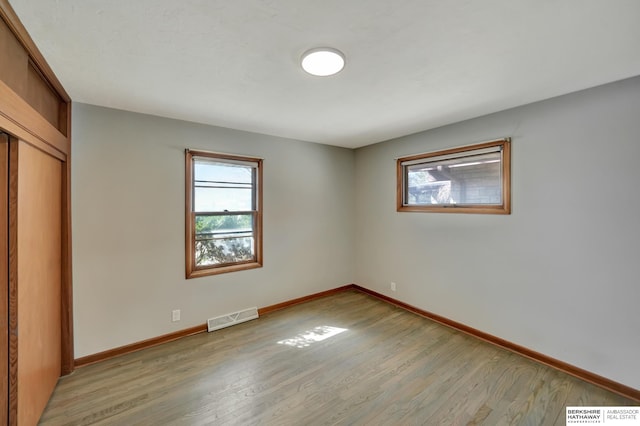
xmin=9 ymin=0 xmax=640 ymax=148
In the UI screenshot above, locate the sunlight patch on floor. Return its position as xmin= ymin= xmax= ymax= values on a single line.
xmin=277 ymin=325 xmax=348 ymax=348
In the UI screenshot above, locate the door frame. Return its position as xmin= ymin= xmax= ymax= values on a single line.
xmin=0 ymin=134 xmax=8 ymax=424
xmin=1 ymin=0 xmax=73 ymax=423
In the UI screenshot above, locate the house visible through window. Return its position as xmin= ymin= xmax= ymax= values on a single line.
xmin=397 ymin=138 xmax=511 ymax=214
xmin=185 ymin=150 xmax=262 ymax=278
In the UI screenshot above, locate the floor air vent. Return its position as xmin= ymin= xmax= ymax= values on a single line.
xmin=207 ymin=307 xmax=259 ymax=332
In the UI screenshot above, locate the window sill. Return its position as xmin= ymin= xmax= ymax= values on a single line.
xmin=186 ymin=261 xmax=262 ymax=279
xmin=397 ymin=205 xmax=511 ymax=214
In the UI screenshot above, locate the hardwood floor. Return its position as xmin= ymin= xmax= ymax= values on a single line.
xmin=40 ymin=290 xmax=636 ymax=425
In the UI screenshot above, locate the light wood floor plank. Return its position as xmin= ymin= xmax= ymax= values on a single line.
xmin=39 ymin=291 xmax=637 ymax=425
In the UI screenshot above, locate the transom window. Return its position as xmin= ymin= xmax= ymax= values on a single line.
xmin=397 ymin=138 xmax=511 ymax=214
xmin=185 ymin=150 xmax=262 ymax=278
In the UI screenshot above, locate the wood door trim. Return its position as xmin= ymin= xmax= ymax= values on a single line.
xmin=7 ymin=138 xmax=18 ymax=425
xmin=0 ymin=81 xmax=68 ymax=159
xmin=0 ymin=135 xmax=8 ymax=425
xmin=60 ymin=156 xmax=73 ymax=375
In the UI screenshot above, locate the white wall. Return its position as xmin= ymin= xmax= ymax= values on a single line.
xmin=72 ymin=103 xmax=355 ymax=358
xmin=354 ymin=76 xmax=640 ymax=389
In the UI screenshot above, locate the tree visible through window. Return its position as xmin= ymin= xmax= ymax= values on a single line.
xmin=185 ymin=150 xmax=262 ymax=278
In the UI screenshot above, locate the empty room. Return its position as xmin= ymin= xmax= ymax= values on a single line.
xmin=1 ymin=0 xmax=639 ymax=424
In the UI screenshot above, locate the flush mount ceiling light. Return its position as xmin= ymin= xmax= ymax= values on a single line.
xmin=301 ymin=48 xmax=345 ymax=77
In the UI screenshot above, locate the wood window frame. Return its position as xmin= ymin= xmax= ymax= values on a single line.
xmin=397 ymin=138 xmax=511 ymax=214
xmin=185 ymin=149 xmax=263 ymax=278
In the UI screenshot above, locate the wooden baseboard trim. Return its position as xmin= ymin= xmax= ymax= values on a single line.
xmin=74 ymin=324 xmax=208 ymax=368
xmin=352 ymin=284 xmax=640 ymax=402
xmin=73 ymin=283 xmax=639 ymax=401
xmin=75 ymin=284 xmax=357 ymax=368
xmin=258 ymin=284 xmax=356 ymax=316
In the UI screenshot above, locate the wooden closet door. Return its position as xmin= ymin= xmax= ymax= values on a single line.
xmin=8 ymin=139 xmax=62 ymax=426
xmin=2 ymin=3 xmax=72 ymax=422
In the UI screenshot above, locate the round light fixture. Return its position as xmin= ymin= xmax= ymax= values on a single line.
xmin=301 ymin=48 xmax=345 ymax=77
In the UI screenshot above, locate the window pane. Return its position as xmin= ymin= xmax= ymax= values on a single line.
xmin=406 ymin=151 xmax=501 ymax=205
xmin=193 ymin=159 xmax=254 ymax=212
xmin=194 ymin=187 xmax=252 ymax=212
xmin=194 ymin=161 xmax=253 ymax=184
xmin=195 ymin=214 xmax=252 ymax=234
xmin=195 ymin=214 xmax=254 ymax=266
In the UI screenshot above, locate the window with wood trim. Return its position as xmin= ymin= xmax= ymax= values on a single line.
xmin=185 ymin=150 xmax=262 ymax=278
xmin=397 ymin=138 xmax=511 ymax=214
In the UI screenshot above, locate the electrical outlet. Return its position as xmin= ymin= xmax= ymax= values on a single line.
xmin=390 ymin=282 xmax=397 ymax=292
xmin=172 ymin=309 xmax=181 ymax=322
